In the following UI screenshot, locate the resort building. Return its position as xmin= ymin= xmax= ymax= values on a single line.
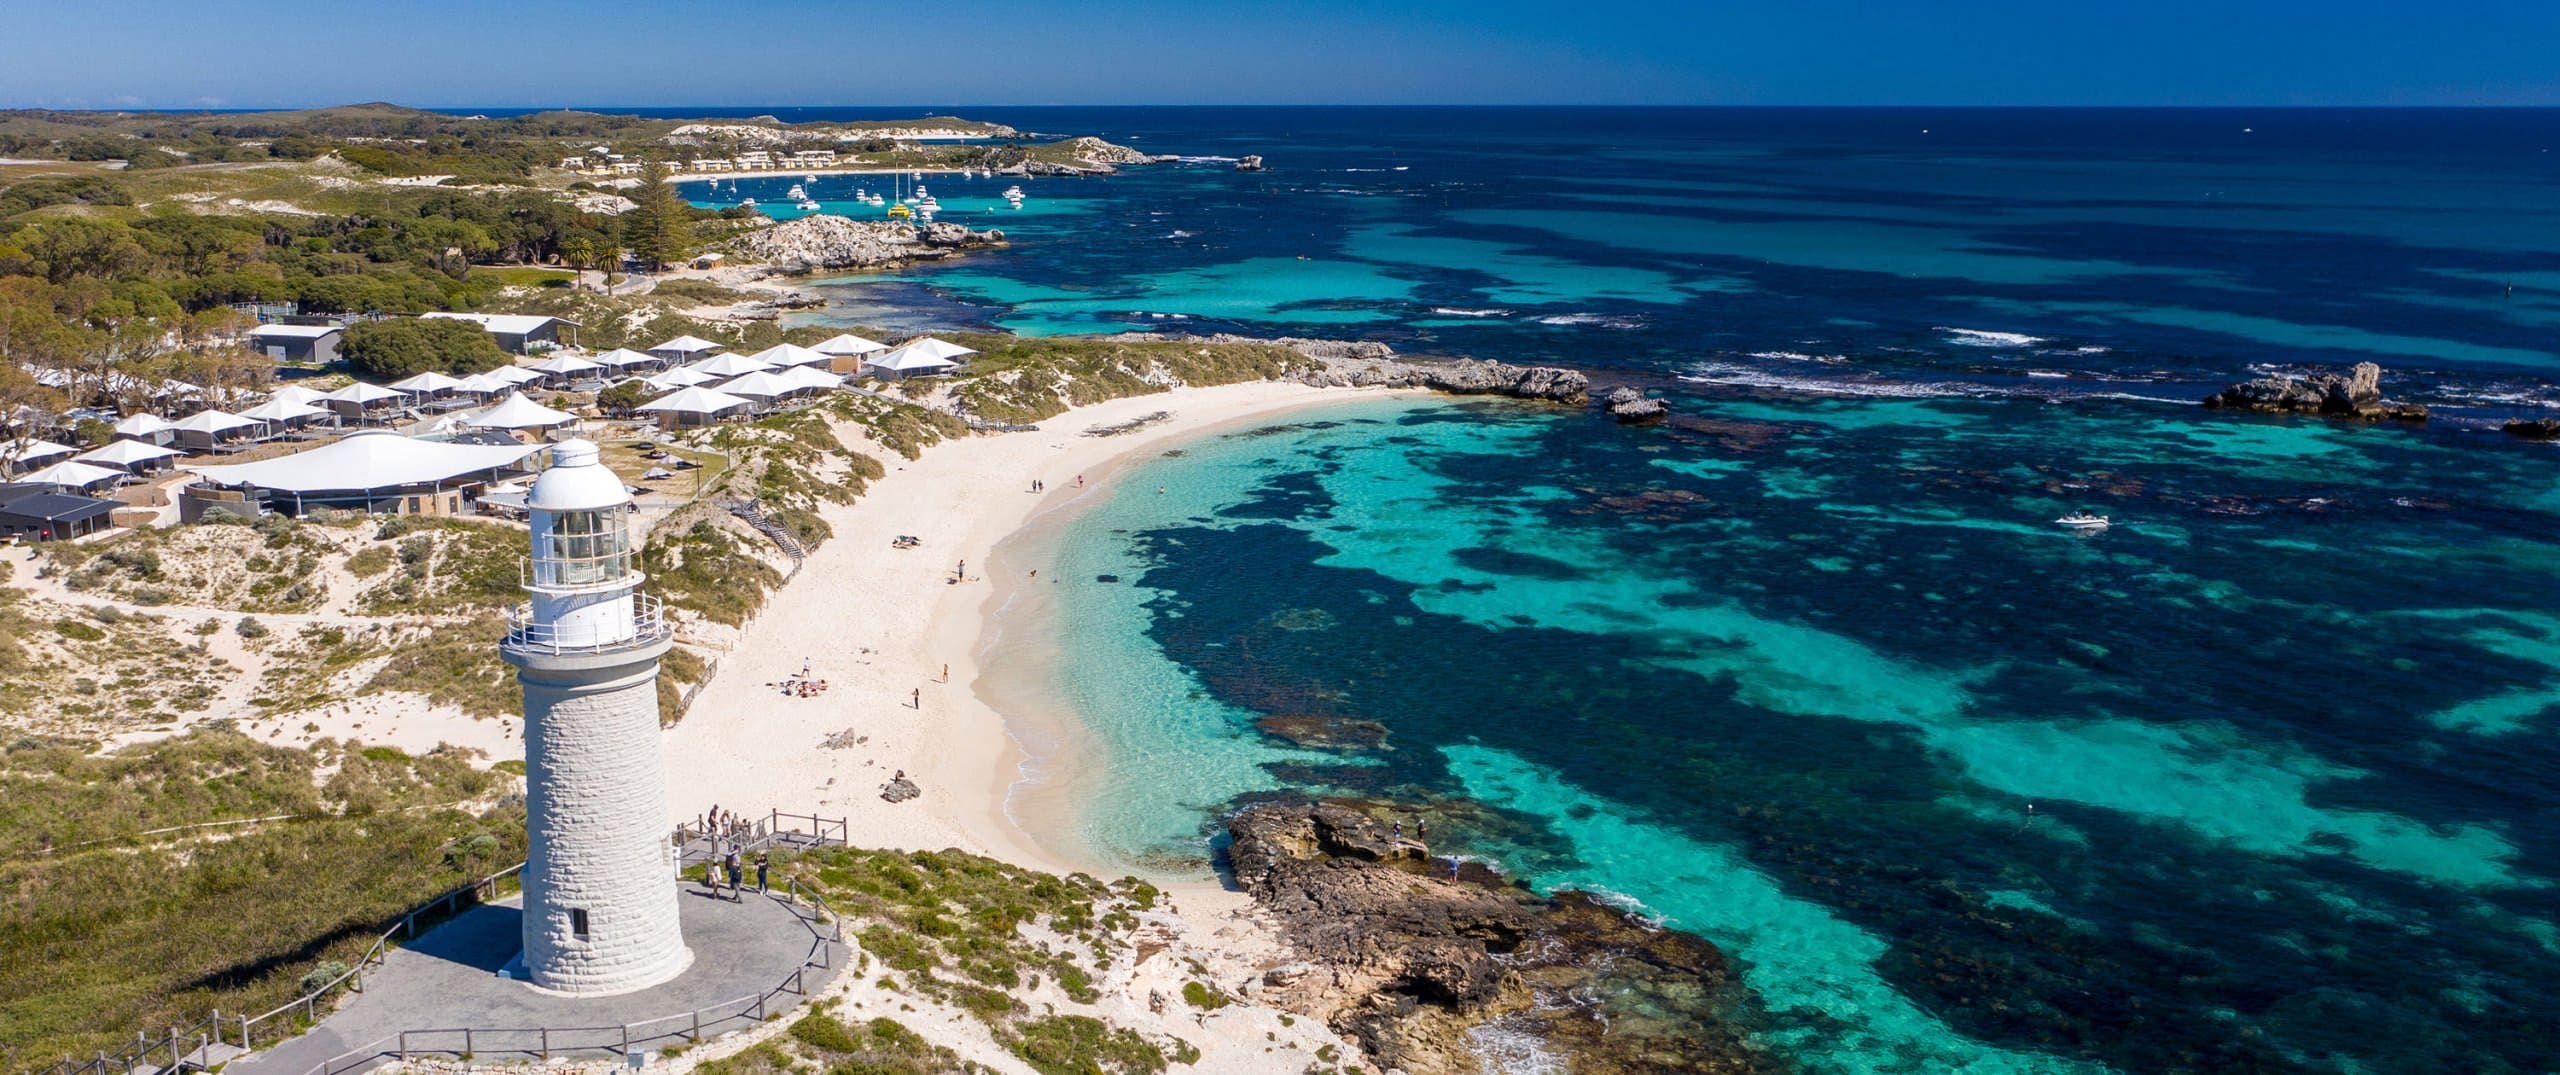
xmin=182 ymin=429 xmax=543 ymax=518
xmin=244 ymin=323 xmax=345 ymax=365
xmin=419 ymin=312 xmax=580 ymax=354
xmin=0 ymin=486 xmax=119 ymax=542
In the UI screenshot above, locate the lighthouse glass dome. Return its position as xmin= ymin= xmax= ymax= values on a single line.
xmin=535 ymin=505 xmax=633 ymax=588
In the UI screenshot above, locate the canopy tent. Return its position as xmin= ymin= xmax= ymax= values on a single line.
xmin=529 ymin=354 xmax=604 ymax=379
xmin=111 ymin=414 xmax=175 ymax=440
xmin=635 ymin=386 xmax=756 ymax=426
xmin=75 ymin=438 xmax=182 ymax=472
xmin=19 ymin=459 xmax=126 ymax=491
xmin=265 ymin=385 xmax=330 ymax=407
xmin=895 ymin=336 xmax=978 ymax=363
xmin=863 ymin=344 xmax=962 ymax=380
xmin=324 ymin=382 xmax=405 ymax=406
xmin=642 ymin=368 xmax=717 ymax=392
xmin=169 ymin=410 xmax=261 ymax=447
xmin=745 ymin=343 xmax=833 ymax=369
xmin=485 ymin=365 xmax=547 ymax=386
xmin=772 ymin=364 xmax=844 ymax=393
xmin=239 ymin=398 xmax=332 ymax=427
xmin=2 ymin=438 xmax=79 ymax=466
xmin=682 ymin=352 xmax=776 ymax=379
xmin=187 ymin=429 xmax=540 ymax=501
xmin=466 ymin=392 xmax=578 ymax=431
xmin=387 ymin=371 xmax=466 ymax=396
xmin=810 ymin=333 xmax=888 ymax=357
xmin=713 ymin=370 xmax=796 ymax=401
xmin=648 ymin=334 xmax=726 ymax=360
xmin=591 ymin=348 xmax=661 ymax=370
xmin=452 ymin=372 xmax=512 ymax=396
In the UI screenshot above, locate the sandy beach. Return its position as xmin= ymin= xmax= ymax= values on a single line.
xmin=658 ymin=380 xmax=1402 ymax=870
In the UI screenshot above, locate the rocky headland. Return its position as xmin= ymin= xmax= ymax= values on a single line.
xmin=991 ymin=136 xmax=1176 ymax=175
xmin=2202 ymin=361 xmax=2427 ymax=421
xmin=1196 ymin=334 xmax=1591 ymax=404
xmin=1225 ymin=802 xmax=1776 ymax=1074
xmin=723 ymin=214 xmax=1007 ymax=273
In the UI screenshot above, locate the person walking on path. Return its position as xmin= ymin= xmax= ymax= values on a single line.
xmin=941 ymin=663 xmax=949 ymax=683
xmin=755 ymin=853 xmax=769 ymax=893
xmin=912 ymin=687 xmax=922 ymax=709
xmin=957 ymin=559 xmax=967 ymax=581
xmin=725 ymin=852 xmax=744 ymax=901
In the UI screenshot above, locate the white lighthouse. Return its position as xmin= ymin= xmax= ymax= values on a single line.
xmin=499 ymin=439 xmax=689 ymax=995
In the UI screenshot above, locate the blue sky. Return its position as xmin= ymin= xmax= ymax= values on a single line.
xmin=4 ymin=0 xmax=2557 ymax=108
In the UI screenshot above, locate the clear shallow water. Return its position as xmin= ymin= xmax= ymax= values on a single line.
xmin=1042 ymin=393 xmax=2560 ymax=1073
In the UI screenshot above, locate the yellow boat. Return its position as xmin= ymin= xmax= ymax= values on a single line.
xmin=886 ymin=203 xmax=912 ymax=220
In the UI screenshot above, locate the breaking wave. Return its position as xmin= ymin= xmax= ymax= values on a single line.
xmin=1942 ymin=327 xmax=2047 ymax=347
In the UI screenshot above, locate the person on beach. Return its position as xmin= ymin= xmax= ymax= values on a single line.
xmin=912 ymin=687 xmax=921 ymax=709
xmin=802 ymin=657 xmax=812 ymax=678
xmin=942 ymin=663 xmax=950 ymax=683
xmin=1076 ymin=475 xmax=1084 ymax=487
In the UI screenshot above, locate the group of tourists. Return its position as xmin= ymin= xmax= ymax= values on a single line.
xmin=693 ymin=802 xmax=769 ymax=901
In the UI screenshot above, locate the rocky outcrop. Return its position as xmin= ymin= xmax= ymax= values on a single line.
xmin=1605 ymin=386 xmax=1667 ymax=423
xmin=991 ymin=137 xmax=1168 ymax=176
xmin=724 ymin=214 xmax=1005 ymax=273
xmin=1202 ymin=334 xmax=1397 ymax=362
xmin=2503 ymin=418 xmax=2560 ymax=440
xmin=1236 ymin=155 xmax=1266 ymax=172
xmin=1227 ymin=803 xmax=1772 ymax=1075
xmin=1252 ymin=714 xmax=1390 ymax=751
xmin=2202 ymin=362 xmax=2426 ymax=421
xmin=879 ymin=775 xmax=920 ymax=803
xmin=1294 ymin=357 xmax=1589 ymax=404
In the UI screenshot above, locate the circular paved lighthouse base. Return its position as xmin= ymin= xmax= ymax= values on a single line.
xmin=230 ymin=885 xmax=837 ymax=1075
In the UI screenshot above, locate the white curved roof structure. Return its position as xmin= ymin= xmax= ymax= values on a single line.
xmin=388 ymin=371 xmax=466 ymax=394
xmin=683 ymin=352 xmax=776 ymax=379
xmin=453 ymin=372 xmax=513 ymax=395
xmin=896 ymin=336 xmax=977 ymax=363
xmin=530 ymin=354 xmax=604 ymax=377
xmin=642 ymin=368 xmax=716 ymax=392
xmin=186 ymin=430 xmax=540 ymax=494
xmin=773 ymin=365 xmax=844 ymax=392
xmin=714 ymin=370 xmax=795 ymax=400
xmin=487 ymin=365 xmax=547 ymax=386
xmin=266 ymin=385 xmax=329 ymax=407
xmin=468 ymin=392 xmax=578 ymax=430
xmin=635 ymin=386 xmax=755 ymax=416
xmin=648 ymin=334 xmax=724 ymax=356
xmin=75 ymin=439 xmax=181 ymax=469
xmin=111 ymin=414 xmax=174 ymax=437
xmin=593 ymin=348 xmax=660 ymax=368
xmin=239 ymin=399 xmax=331 ymax=423
xmin=811 ymin=333 xmax=887 ymax=357
xmin=171 ymin=410 xmax=261 ymax=434
xmin=4 ymin=438 xmax=78 ymax=463
xmin=866 ymin=345 xmax=961 ymax=376
xmin=324 ymin=383 xmax=405 ymax=406
xmin=21 ymin=460 xmax=125 ymax=488
xmin=745 ymin=343 xmax=833 ymax=369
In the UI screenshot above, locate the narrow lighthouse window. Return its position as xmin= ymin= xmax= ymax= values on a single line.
xmin=570 ymin=908 xmax=590 ymax=940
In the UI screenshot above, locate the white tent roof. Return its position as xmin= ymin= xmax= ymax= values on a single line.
xmin=896 ymin=336 xmax=977 ymax=362
xmin=683 ymin=352 xmax=776 ymax=379
xmin=649 ymin=334 xmax=725 ymax=355
xmin=75 ymin=439 xmax=181 ymax=468
xmin=21 ymin=459 xmax=127 ymax=487
xmin=186 ymin=430 xmax=541 ymax=494
xmin=324 ymin=383 xmax=405 ymax=405
xmin=266 ymin=386 xmax=329 ymax=407
xmin=112 ymin=414 xmax=174 ymax=437
xmin=467 ymin=392 xmax=578 ymax=430
xmin=487 ymin=365 xmax=547 ymax=386
xmin=635 ymin=386 xmax=756 ymax=416
xmin=238 ymin=398 xmax=331 ymax=423
xmin=171 ymin=409 xmax=261 ymax=434
xmin=387 ymin=371 xmax=466 ymax=394
xmin=811 ymin=333 xmax=888 ymax=356
xmin=773 ymin=364 xmax=844 ymax=392
xmin=246 ymin=324 xmax=343 ymax=340
xmin=530 ymin=354 xmax=604 ymax=376
xmin=714 ymin=370 xmax=796 ymax=400
xmin=642 ymin=368 xmax=717 ymax=391
xmin=421 ymin=312 xmax=576 ymax=336
xmin=453 ymin=372 xmax=512 ymax=395
xmin=866 ymin=345 xmax=961 ymax=374
xmin=4 ymin=438 xmax=79 ymax=463
xmin=746 ymin=343 xmax=833 ymax=369
xmin=592 ymin=348 xmax=659 ymax=368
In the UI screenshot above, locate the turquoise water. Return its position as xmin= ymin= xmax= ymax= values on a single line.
xmin=1038 ymin=393 xmax=2560 ymax=1073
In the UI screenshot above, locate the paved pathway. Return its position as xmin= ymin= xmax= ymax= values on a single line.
xmin=230 ymin=884 xmax=836 ymax=1075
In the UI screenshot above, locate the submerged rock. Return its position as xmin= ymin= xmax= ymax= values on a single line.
xmin=1225 ymin=802 xmax=1775 ymax=1074
xmin=1253 ymin=714 xmax=1391 ymax=751
xmin=2202 ymin=362 xmax=2427 ymax=421
xmin=1236 ymin=155 xmax=1267 ymax=172
xmin=2502 ymin=418 xmax=2560 ymax=440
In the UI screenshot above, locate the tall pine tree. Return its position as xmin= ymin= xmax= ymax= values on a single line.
xmin=624 ymin=157 xmax=691 ymax=272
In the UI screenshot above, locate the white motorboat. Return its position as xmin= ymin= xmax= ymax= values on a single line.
xmin=2054 ymin=512 xmax=2111 ymax=532
xmin=785 ymin=183 xmax=808 ymax=200
xmin=740 ymin=197 xmax=756 ymax=208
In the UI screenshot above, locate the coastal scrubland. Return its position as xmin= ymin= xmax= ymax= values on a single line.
xmin=0 ymin=729 xmax=523 ymax=1070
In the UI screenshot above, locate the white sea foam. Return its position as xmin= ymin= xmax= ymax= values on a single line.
xmin=1428 ymin=307 xmax=1512 ymax=318
xmin=1535 ymin=313 xmax=1648 ymax=329
xmin=1168 ymin=155 xmax=1239 ymax=164
xmin=1680 ymin=362 xmax=2007 ymax=399
xmin=1941 ymin=327 xmax=2046 ymax=347
xmin=1164 ymin=230 xmax=1195 ymax=239
xmin=1745 ymin=350 xmax=1851 ymax=365
xmin=1464 ymin=1019 xmax=1568 ymax=1075
xmin=2026 ymin=370 xmax=2072 ymax=379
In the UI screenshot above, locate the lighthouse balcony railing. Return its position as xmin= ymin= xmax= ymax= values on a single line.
xmin=502 ymin=592 xmax=673 ymax=654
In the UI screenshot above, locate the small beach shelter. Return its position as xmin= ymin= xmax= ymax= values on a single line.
xmin=811 ymin=333 xmax=888 ymax=357
xmin=237 ymin=398 xmax=332 ymax=436
xmin=635 ymin=386 xmax=756 ymax=429
xmin=745 ymin=343 xmax=834 ymax=370
xmin=322 ymin=382 xmax=407 ymax=422
xmin=452 ymin=372 xmax=512 ymax=397
xmin=388 ymin=371 xmax=467 ymax=398
xmin=896 ymin=336 xmax=978 ymax=364
xmin=486 ymin=365 xmax=548 ymax=387
xmin=714 ymin=370 xmax=797 ymax=401
xmin=863 ymin=343 xmax=961 ymax=381
xmin=3 ymin=438 xmax=80 ymax=470
xmin=111 ymin=414 xmax=176 ymax=443
xmin=591 ymin=348 xmax=662 ymax=372
xmin=647 ymin=334 xmax=726 ymax=362
xmin=75 ymin=438 xmax=182 ymax=474
xmin=20 ymin=459 xmax=127 ymax=493
xmin=467 ymin=392 xmax=580 ymax=432
xmin=265 ymin=385 xmax=330 ymax=408
xmin=529 ymin=354 xmax=605 ymax=383
xmin=682 ymin=352 xmax=777 ymax=379
xmin=642 ymin=368 xmax=717 ymax=392
xmin=773 ymin=364 xmax=845 ymax=394
xmin=169 ymin=409 xmax=261 ymax=450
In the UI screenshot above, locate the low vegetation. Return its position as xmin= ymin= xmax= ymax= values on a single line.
xmin=694 ymin=1009 xmax=964 ymax=1075
xmin=0 ymin=730 xmax=522 ymax=1069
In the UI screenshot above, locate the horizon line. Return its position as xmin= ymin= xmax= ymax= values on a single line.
xmin=21 ymin=102 xmax=2560 ymax=113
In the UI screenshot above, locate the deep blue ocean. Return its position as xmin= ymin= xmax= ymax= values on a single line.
xmin=662 ymin=107 xmax=2560 ymax=1071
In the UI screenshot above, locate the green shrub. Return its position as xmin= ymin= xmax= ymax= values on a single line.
xmin=1180 ymin=981 xmax=1230 ymax=1010
xmin=53 ymin=619 xmax=105 ymax=642
xmin=235 ymin=616 xmax=269 ymax=639
xmin=297 ymin=960 xmax=351 ymax=996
